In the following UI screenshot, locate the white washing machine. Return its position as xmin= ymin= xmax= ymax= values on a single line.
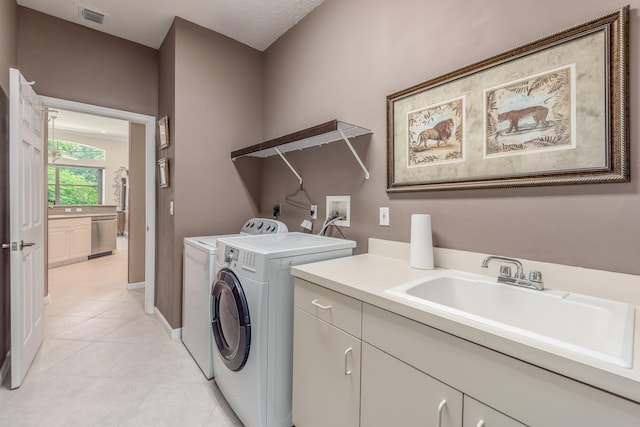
xmin=211 ymin=232 xmax=356 ymax=427
xmin=181 ymin=218 xmax=287 ymax=379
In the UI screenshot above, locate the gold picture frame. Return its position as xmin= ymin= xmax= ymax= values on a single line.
xmin=158 ymin=157 xmax=169 ymax=188
xmin=387 ymin=6 xmax=629 ymax=192
xmin=158 ymin=116 xmax=170 ymax=149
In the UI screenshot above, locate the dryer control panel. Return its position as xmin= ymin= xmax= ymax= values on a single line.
xmin=240 ymin=218 xmax=288 ymax=235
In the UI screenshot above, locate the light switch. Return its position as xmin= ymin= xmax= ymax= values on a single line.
xmin=379 ymin=207 xmax=390 ymax=226
xmin=169 ymin=201 xmax=174 ymax=216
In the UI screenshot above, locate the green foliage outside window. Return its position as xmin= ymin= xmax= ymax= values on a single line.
xmin=48 ymin=166 xmax=100 ymax=205
xmin=48 ymin=140 xmax=104 ymax=205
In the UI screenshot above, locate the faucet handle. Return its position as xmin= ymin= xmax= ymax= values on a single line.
xmin=529 ymin=270 xmax=543 ymax=283
xmin=499 ymin=266 xmax=512 ymax=277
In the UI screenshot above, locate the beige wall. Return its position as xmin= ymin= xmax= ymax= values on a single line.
xmin=260 ymin=0 xmax=640 ymax=275
xmin=17 ymin=7 xmax=158 ymax=117
xmin=155 ymin=18 xmax=263 ymax=328
xmin=128 ymin=123 xmax=145 ymax=284
xmin=157 ymin=22 xmax=176 ymax=324
xmin=0 ymin=0 xmax=17 ymax=93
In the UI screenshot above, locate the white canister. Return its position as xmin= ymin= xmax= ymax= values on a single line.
xmin=410 ymin=214 xmax=434 ymax=270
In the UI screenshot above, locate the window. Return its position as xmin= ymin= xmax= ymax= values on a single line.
xmin=48 ymin=140 xmax=105 ymax=161
xmin=48 ymin=166 xmax=104 ymax=205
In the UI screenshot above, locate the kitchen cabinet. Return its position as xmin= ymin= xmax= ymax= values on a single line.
xmin=48 ymin=217 xmax=91 ymax=266
xmin=361 ymin=342 xmax=463 ymax=427
xmin=292 ymin=279 xmax=362 ymax=427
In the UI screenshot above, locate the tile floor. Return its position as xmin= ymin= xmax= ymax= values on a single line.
xmin=0 ymin=238 xmax=242 ymax=427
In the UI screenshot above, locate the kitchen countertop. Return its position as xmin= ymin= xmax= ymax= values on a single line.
xmin=48 ymin=213 xmax=117 ymax=219
xmin=290 ymin=238 xmax=640 ymax=403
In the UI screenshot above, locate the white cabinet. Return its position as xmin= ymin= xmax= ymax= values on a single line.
xmin=361 ymin=342 xmax=463 ymax=427
xmin=48 ymin=226 xmax=70 ymax=264
xmin=292 ymin=309 xmax=361 ymax=427
xmin=292 ymin=279 xmax=362 ymax=427
xmin=363 ymin=303 xmax=640 ymax=427
xmin=48 ymin=217 xmax=91 ymax=266
xmin=293 ymin=278 xmax=640 ymax=427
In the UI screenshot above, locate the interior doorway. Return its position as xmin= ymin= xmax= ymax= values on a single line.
xmin=42 ymin=97 xmax=156 ymax=314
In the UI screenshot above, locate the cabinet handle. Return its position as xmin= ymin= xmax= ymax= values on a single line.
xmin=311 ymin=299 xmax=332 ymax=310
xmin=476 ymin=421 xmax=485 ymax=427
xmin=436 ymin=399 xmax=447 ymax=427
xmin=344 ymin=347 xmax=353 ymax=375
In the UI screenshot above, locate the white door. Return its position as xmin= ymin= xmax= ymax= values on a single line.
xmin=8 ymin=68 xmax=45 ymax=389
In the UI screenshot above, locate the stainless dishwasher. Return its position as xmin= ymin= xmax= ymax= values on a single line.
xmin=90 ymin=215 xmax=117 ymax=257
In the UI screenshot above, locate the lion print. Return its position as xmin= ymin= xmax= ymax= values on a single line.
xmin=411 ymin=118 xmax=454 ymax=152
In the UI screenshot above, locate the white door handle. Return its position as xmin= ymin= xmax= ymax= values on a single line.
xmin=311 ymin=299 xmax=332 ymax=310
xmin=344 ymin=347 xmax=353 ymax=375
xmin=476 ymin=421 xmax=485 ymax=427
xmin=436 ymin=399 xmax=447 ymax=427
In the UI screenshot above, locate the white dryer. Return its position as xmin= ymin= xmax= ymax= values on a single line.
xmin=181 ymin=218 xmax=287 ymax=379
xmin=211 ymin=232 xmax=356 ymax=427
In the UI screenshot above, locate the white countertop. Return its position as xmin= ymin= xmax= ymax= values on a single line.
xmin=48 ymin=213 xmax=117 ymax=219
xmin=290 ymin=239 xmax=640 ymax=403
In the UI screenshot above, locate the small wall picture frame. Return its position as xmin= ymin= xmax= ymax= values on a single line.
xmin=158 ymin=157 xmax=169 ymax=188
xmin=158 ymin=116 xmax=170 ymax=149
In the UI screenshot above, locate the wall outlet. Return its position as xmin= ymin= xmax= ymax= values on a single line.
xmin=310 ymin=204 xmax=317 ymax=220
xmin=273 ymin=203 xmax=281 ymax=218
xmin=75 ymin=207 xmax=82 ymax=212
xmin=301 ymin=219 xmax=313 ymax=231
xmin=64 ymin=208 xmax=72 ymax=212
xmin=379 ymin=207 xmax=390 ymax=226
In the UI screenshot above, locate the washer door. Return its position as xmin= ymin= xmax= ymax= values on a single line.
xmin=211 ymin=268 xmax=251 ymax=371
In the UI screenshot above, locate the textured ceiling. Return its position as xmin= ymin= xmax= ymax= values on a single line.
xmin=17 ymin=0 xmax=325 ymax=51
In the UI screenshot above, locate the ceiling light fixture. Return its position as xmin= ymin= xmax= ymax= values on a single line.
xmin=48 ymin=109 xmax=61 ymax=163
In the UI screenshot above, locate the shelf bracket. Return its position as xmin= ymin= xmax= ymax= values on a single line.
xmin=338 ymin=129 xmax=370 ymax=179
xmin=275 ymin=147 xmax=303 ymax=185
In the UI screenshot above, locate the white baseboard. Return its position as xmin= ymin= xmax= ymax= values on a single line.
xmin=0 ymin=351 xmax=10 ymax=384
xmin=155 ymin=307 xmax=181 ymax=340
xmin=127 ymin=281 xmax=145 ymax=290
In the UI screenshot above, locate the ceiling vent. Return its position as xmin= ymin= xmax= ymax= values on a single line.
xmin=79 ymin=5 xmax=106 ymax=25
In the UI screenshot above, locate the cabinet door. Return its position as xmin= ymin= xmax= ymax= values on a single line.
xmin=48 ymin=227 xmax=70 ymax=264
xmin=69 ymin=222 xmax=91 ymax=258
xmin=463 ymin=396 xmax=527 ymax=427
xmin=292 ymin=308 xmax=361 ymax=427
xmin=361 ymin=342 xmax=463 ymax=427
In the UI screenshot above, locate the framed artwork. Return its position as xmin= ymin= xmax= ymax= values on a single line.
xmin=158 ymin=116 xmax=170 ymax=149
xmin=387 ymin=6 xmax=629 ymax=192
xmin=158 ymin=157 xmax=169 ymax=188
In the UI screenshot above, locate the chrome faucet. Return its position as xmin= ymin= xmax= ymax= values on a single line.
xmin=481 ymin=256 xmax=544 ymax=291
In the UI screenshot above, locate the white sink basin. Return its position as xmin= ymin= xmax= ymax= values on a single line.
xmin=386 ymin=273 xmax=635 ymax=368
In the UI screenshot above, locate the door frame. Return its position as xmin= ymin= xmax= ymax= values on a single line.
xmin=41 ymin=96 xmax=156 ymax=314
